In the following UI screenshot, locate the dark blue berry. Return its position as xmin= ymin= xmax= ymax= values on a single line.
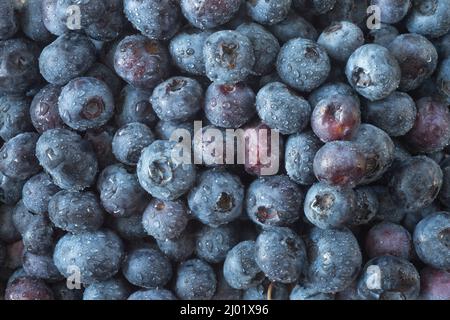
xmin=22 ymin=172 xmax=60 ymax=215
xmin=175 ymin=258 xmax=217 ymax=300
xmin=196 ymin=223 xmax=239 ymax=263
xmin=83 ymin=277 xmax=131 ymax=300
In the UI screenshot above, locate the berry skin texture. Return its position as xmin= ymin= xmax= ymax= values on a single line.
xmin=304 ymin=182 xmax=356 ymax=229
xmin=317 ymin=21 xmax=364 ymax=62
xmin=83 ymin=278 xmax=131 ymax=300
xmin=223 ymin=241 xmax=264 ymax=290
xmin=437 ymin=57 xmax=450 ymax=103
xmin=53 ymin=229 xmax=124 ymax=285
xmin=142 ymin=198 xmax=189 ymax=241
xmin=305 ymin=227 xmax=362 ymax=293
xmin=175 ymin=259 xmax=217 ymax=300
xmin=365 ymin=222 xmax=413 ymax=260
xmin=389 ymin=156 xmax=443 ymax=211
xmin=311 ymin=94 xmax=361 ymax=142
xmin=39 ymin=33 xmax=96 ymax=86
xmin=362 ymin=91 xmax=416 ymax=137
xmin=196 ymin=224 xmax=239 ymax=263
xmin=367 ymin=23 xmax=399 ymax=48
xmin=5 ymin=277 xmax=54 ymax=300
xmin=188 ymin=169 xmax=244 ymax=227
xmin=112 ymin=123 xmax=155 ymax=166
xmin=256 ymin=82 xmax=312 ymax=135
xmin=84 ymin=126 xmax=117 ymax=170
xmin=156 ymin=228 xmax=196 ymax=262
xmin=414 ymin=212 xmax=450 ymax=270
xmin=115 ymin=85 xmax=157 ymax=128
xmin=0 ymin=132 xmax=40 ymax=181
xmin=169 ymin=29 xmax=212 ymax=76
xmin=246 ymin=0 xmax=292 ymax=26
xmin=124 ymin=0 xmax=181 ymax=41
xmin=30 ymin=84 xmax=66 ymax=134
xmin=128 ymin=289 xmax=177 ymax=300
xmin=151 ymin=76 xmax=203 ymax=122
xmin=36 ymin=129 xmax=98 ymax=191
xmin=236 ymin=22 xmax=280 ymax=76
xmin=357 ymin=256 xmax=420 ymax=300
xmin=285 ymin=131 xmax=323 ymax=186
xmin=137 ymin=140 xmax=197 ymax=200
xmin=313 ymin=141 xmax=367 ymax=188
xmin=122 ymin=247 xmax=172 ymax=289
xmin=0 ymin=95 xmax=33 ymax=141
xmin=0 ymin=38 xmax=41 ymax=95
xmin=370 ymin=0 xmax=411 ymax=24
xmin=246 ymin=175 xmax=303 ymax=228
xmin=0 ymin=204 xmax=20 ymax=242
xmin=114 ymin=35 xmax=170 ymax=91
xmin=439 ymin=158 xmax=450 ymax=208
xmin=388 ymin=33 xmax=439 ymax=92
xmin=308 ymin=82 xmax=360 ymax=109
xmin=269 ymin=12 xmax=318 ymax=44
xmin=203 ymin=30 xmax=255 ymax=84
xmin=21 ymin=216 xmax=55 ymax=255
xmin=277 ymin=38 xmax=330 ymax=92
xmin=20 ymin=0 xmax=53 ymax=43
xmin=58 ymin=77 xmax=115 ymax=131
xmin=0 ymin=0 xmax=18 ymax=40
xmin=0 ymin=174 xmax=25 ymax=206
xmin=22 ymin=252 xmax=64 ymax=282
xmin=345 ymin=44 xmax=401 ymax=101
xmin=48 ymin=190 xmax=105 ymax=233
xmin=406 ymin=0 xmax=450 ymax=38
xmin=420 ymin=267 xmax=450 ymax=300
xmin=97 ymin=164 xmax=150 ymax=218
xmin=405 ymin=97 xmax=450 ymax=153
xmin=181 ymin=0 xmax=241 ymax=30
xmin=351 ymin=186 xmax=379 ymax=226
xmin=255 ymin=227 xmax=306 ymax=284
xmin=204 ymin=82 xmax=256 ymax=129
xmin=22 ymin=172 xmax=60 ymax=215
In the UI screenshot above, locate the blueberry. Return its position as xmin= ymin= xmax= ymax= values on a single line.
xmin=367 ymin=23 xmax=399 ymax=47
xmin=142 ymin=198 xmax=189 ymax=241
xmin=304 ymin=182 xmax=356 ymax=229
xmin=39 ymin=33 xmax=96 ymax=86
xmin=137 ymin=140 xmax=197 ymax=200
xmin=181 ymin=0 xmax=242 ymax=30
xmin=204 ymin=82 xmax=256 ymax=128
xmin=246 ymin=175 xmax=303 ymax=228
xmin=20 ymin=0 xmax=54 ymax=43
xmin=58 ymin=77 xmax=114 ymax=131
xmin=0 ymin=204 xmax=20 ymax=243
xmin=305 ymin=227 xmax=362 ymax=293
xmin=293 ymin=0 xmax=337 ymax=14
xmin=313 ymin=141 xmax=367 ymax=188
xmin=84 ymin=126 xmax=117 ymax=170
xmin=405 ymin=97 xmax=450 ymax=153
xmin=420 ymin=267 xmax=450 ymax=300
xmin=54 ymin=229 xmax=124 ymax=285
xmin=372 ymin=185 xmax=408 ymax=223
xmin=29 ymin=84 xmax=66 ymax=134
xmin=388 ymin=34 xmax=438 ymax=92
xmin=128 ymin=289 xmax=177 ymax=300
xmin=175 ymin=259 xmax=217 ymax=300
xmin=406 ymin=0 xmax=450 ymax=38
xmin=345 ymin=44 xmax=401 ymax=101
xmin=112 ymin=123 xmax=155 ymax=166
xmin=351 ymin=186 xmax=379 ymax=226
xmin=308 ymin=82 xmax=360 ymax=109
xmin=414 ymin=212 xmax=450 ymax=270
xmin=255 ymin=227 xmax=306 ymax=283
xmin=48 ymin=190 xmax=104 ymax=233
xmin=0 ymin=132 xmax=40 ymax=181
xmin=0 ymin=0 xmax=18 ymax=40
xmin=124 ymin=0 xmax=181 ymax=41
xmin=318 ymin=21 xmax=364 ymax=62
xmin=362 ymin=92 xmax=416 ymax=137
xmin=370 ymin=0 xmax=411 ymax=24
xmin=277 ymin=38 xmax=330 ymax=92
xmin=5 ymin=277 xmax=54 ymax=300
xmin=22 ymin=172 xmax=61 ymax=215
xmin=83 ymin=277 xmax=131 ymax=300
xmin=114 ymin=35 xmax=170 ymax=91
xmin=0 ymin=38 xmax=41 ymax=95
xmin=311 ymin=94 xmax=361 ymax=142
xmin=169 ymin=29 xmax=212 ymax=76
xmin=85 ymin=63 xmax=123 ymax=98
xmin=236 ymin=22 xmax=280 ymax=75
xmin=285 ymin=131 xmax=323 ymax=185
xmin=196 ymin=223 xmax=239 ymax=263
xmin=213 ymin=270 xmax=243 ymax=300
xmin=256 ymin=82 xmax=311 ymax=135
xmin=365 ymin=222 xmax=413 ymax=260
xmin=436 ymin=57 xmax=450 ymax=103
xmin=439 ymin=158 xmax=450 ymax=208
xmin=242 ymin=280 xmax=289 ymax=300
xmin=156 ymin=227 xmax=196 ymax=262
xmin=246 ymin=0 xmax=291 ymax=26
xmin=36 ymin=129 xmax=98 ymax=190
xmin=22 ymin=215 xmax=54 ymax=255
xmin=188 ymin=169 xmax=244 ymax=227
xmin=318 ymin=0 xmax=368 ymax=28
xmin=115 ymin=85 xmax=157 ymax=128
xmin=84 ymin=0 xmax=125 ymax=41
xmin=389 ymin=156 xmax=443 ymax=211
xmin=269 ymin=12 xmax=318 ymax=43
xmin=0 ymin=173 xmax=25 ymax=206
xmin=151 ymin=77 xmax=203 ymax=122
xmin=0 ymin=95 xmax=33 ymax=141
xmin=156 ymin=120 xmax=195 ymax=141
xmin=12 ymin=200 xmax=41 ymax=236
xmin=357 ymin=255 xmax=420 ymax=300
xmin=22 ymin=251 xmax=63 ymax=282
xmin=289 ymin=284 xmax=335 ymax=300
xmin=402 ymin=203 xmax=440 ymax=233
xmin=122 ymin=247 xmax=172 ymax=289
xmin=109 ymin=214 xmax=147 ymax=241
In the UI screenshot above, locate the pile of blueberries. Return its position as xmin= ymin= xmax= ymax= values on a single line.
xmin=0 ymin=0 xmax=450 ymax=301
